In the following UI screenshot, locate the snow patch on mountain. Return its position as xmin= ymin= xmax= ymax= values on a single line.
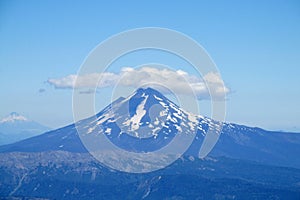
xmin=126 ymin=95 xmax=149 ymax=131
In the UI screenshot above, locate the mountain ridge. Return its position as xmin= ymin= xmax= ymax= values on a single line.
xmin=1 ymin=150 xmax=300 ymax=199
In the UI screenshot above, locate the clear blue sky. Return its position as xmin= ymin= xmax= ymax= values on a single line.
xmin=0 ymin=0 xmax=299 ymax=131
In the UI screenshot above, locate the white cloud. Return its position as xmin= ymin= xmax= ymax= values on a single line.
xmin=47 ymin=72 xmax=119 ymax=89
xmin=47 ymin=67 xmax=230 ymax=100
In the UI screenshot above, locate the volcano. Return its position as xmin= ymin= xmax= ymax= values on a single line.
xmin=1 ymin=87 xmax=299 ymax=168
xmin=1 ymin=88 xmax=300 ymax=199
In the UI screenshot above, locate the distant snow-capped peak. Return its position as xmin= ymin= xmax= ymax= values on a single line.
xmin=0 ymin=112 xmax=30 ymax=123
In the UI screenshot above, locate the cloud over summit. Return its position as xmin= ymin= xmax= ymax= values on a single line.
xmin=47 ymin=67 xmax=229 ymax=100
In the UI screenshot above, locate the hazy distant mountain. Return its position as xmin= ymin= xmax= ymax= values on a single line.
xmin=0 ymin=112 xmax=50 ymax=145
xmin=0 ymin=88 xmax=300 ymax=199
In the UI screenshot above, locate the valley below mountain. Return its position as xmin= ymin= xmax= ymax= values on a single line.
xmin=1 ymin=151 xmax=300 ymax=200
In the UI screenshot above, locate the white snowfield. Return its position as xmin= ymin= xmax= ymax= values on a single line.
xmin=127 ymin=95 xmax=149 ymax=131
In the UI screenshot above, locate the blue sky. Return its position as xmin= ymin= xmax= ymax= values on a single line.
xmin=0 ymin=0 xmax=299 ymax=131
